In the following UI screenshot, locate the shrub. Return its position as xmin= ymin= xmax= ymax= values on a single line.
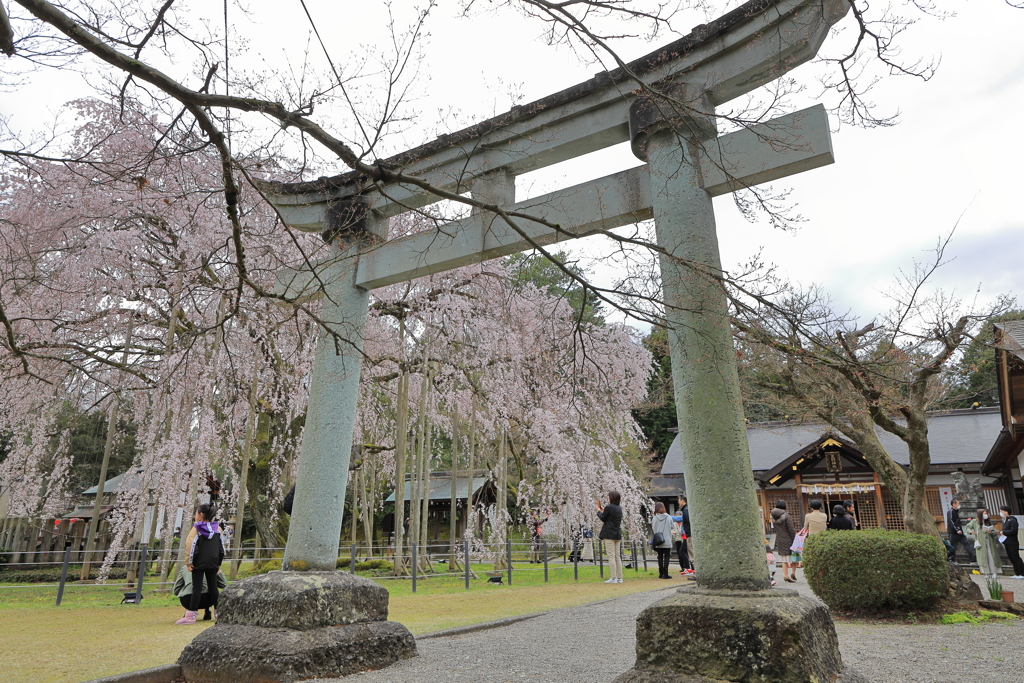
xmin=803 ymin=529 xmax=946 ymax=611
xmin=253 ymin=558 xmax=394 ymax=575
xmin=0 ymin=566 xmax=129 ymax=583
xmin=336 ymin=558 xmax=394 ymax=572
xmin=253 ymin=559 xmax=283 ymax=574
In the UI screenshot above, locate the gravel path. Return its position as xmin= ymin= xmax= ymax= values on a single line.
xmin=316 ymin=574 xmax=1024 ymax=683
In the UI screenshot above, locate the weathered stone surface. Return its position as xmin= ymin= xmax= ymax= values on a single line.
xmin=613 ymin=588 xmax=858 ymax=683
xmin=978 ymin=599 xmax=1024 ymax=615
xmin=178 ymin=620 xmax=416 ymax=683
xmin=217 ymin=571 xmax=388 ymax=630
xmin=613 ymin=666 xmax=870 ymax=683
xmin=946 ymin=562 xmax=984 ymax=603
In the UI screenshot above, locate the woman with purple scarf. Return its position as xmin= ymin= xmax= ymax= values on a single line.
xmin=175 ymin=503 xmax=226 ymax=625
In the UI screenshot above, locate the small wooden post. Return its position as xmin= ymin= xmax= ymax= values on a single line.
xmin=598 ymin=539 xmax=604 ymax=578
xmin=55 ymin=546 xmax=71 ymax=606
xmin=506 ymin=538 xmax=512 ymax=586
xmin=573 ymin=540 xmax=579 ymax=581
xmin=873 ymin=473 xmax=885 ymax=529
xmin=411 ymin=542 xmax=417 ymax=593
xmin=543 ymin=539 xmax=548 ymax=583
xmin=350 ymin=543 xmax=357 ymax=575
xmin=134 ymin=544 xmax=148 ymax=605
xmin=464 ymin=539 xmax=470 ymax=590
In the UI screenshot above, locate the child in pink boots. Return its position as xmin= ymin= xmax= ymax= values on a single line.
xmin=175 ymin=503 xmax=226 ymax=625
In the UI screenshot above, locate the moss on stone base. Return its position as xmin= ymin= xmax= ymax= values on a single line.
xmin=613 ymin=588 xmax=863 ymax=683
xmin=178 ymin=620 xmax=416 ymax=683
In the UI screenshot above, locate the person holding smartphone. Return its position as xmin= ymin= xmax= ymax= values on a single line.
xmin=597 ymin=490 xmax=623 ymax=584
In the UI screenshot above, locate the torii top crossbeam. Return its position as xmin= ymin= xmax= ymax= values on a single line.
xmin=264 ymin=0 xmax=846 ymax=232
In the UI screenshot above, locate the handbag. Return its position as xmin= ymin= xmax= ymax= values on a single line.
xmin=790 ymin=529 xmax=809 ymax=554
xmin=650 ymin=531 xmax=665 ymax=547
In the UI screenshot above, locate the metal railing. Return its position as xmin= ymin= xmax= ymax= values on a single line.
xmin=0 ymin=537 xmax=657 ymax=604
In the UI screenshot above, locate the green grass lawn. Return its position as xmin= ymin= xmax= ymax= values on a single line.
xmin=0 ymin=561 xmax=675 ymax=683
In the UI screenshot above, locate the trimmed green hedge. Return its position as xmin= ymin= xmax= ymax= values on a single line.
xmin=0 ymin=566 xmax=129 ymax=583
xmin=252 ymin=558 xmax=394 ymax=575
xmin=803 ymin=529 xmax=946 ymax=610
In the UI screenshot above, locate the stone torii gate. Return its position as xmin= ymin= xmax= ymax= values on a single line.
xmin=181 ymin=1 xmax=867 ymax=682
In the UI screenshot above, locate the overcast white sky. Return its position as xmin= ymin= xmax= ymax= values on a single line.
xmin=3 ymin=0 xmax=1022 ymax=329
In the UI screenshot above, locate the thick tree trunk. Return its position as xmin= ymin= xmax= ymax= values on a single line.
xmin=832 ymin=413 xmax=940 ymax=538
xmin=392 ymin=365 xmax=409 ymax=575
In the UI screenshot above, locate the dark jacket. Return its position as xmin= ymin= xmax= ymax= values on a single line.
xmin=598 ymin=504 xmax=622 ymax=541
xmin=946 ymin=507 xmax=964 ymax=535
xmin=771 ymin=508 xmax=797 ymax=553
xmin=188 ymin=528 xmax=226 ymax=570
xmin=827 ymin=513 xmax=854 ymax=531
xmin=1002 ymin=514 xmax=1019 ymax=542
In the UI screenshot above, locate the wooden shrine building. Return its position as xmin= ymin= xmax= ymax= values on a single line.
xmin=981 ymin=320 xmax=1024 ymax=493
xmin=656 ymin=407 xmax=1021 ymax=532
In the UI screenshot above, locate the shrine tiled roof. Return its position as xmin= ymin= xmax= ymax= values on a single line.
xmin=662 ymin=407 xmax=1003 ymax=475
xmin=996 ymin=320 xmax=1024 ymax=360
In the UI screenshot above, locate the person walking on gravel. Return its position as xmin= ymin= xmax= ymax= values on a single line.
xmin=946 ymin=499 xmax=976 ymax=563
xmin=176 ymin=503 xmax=226 ymax=625
xmin=597 ymin=491 xmax=624 ymax=584
xmin=771 ymin=500 xmax=798 ymax=583
xmin=650 ymin=502 xmax=675 ymax=579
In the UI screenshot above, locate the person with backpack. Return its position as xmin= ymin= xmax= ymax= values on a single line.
xmin=175 ymin=503 xmax=226 ymax=625
xmin=650 ymin=502 xmax=675 ymax=579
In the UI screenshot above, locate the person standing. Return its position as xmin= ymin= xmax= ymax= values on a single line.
xmin=946 ymin=499 xmax=976 ymax=563
xmin=176 ymin=503 xmax=226 ymax=625
xmin=671 ymin=494 xmax=694 ymax=577
xmin=650 ymin=502 xmax=675 ymax=579
xmin=842 ymin=500 xmax=859 ymax=530
xmin=771 ymin=500 xmax=798 ymax=583
xmin=803 ymin=500 xmax=828 ymax=536
xmin=998 ymin=506 xmax=1024 ymax=579
xmin=597 ymin=490 xmax=623 ymax=584
xmin=827 ymin=505 xmax=854 ymax=531
xmin=965 ymin=508 xmax=1000 ymax=578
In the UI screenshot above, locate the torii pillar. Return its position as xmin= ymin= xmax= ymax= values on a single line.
xmin=613 ymin=92 xmax=867 ymax=683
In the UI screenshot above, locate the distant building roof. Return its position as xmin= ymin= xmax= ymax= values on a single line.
xmin=81 ymin=469 xmax=143 ymax=496
xmin=662 ymin=407 xmax=1002 ymax=476
xmin=995 ymin=320 xmax=1024 ymax=361
xmin=385 ymin=476 xmax=490 ymax=503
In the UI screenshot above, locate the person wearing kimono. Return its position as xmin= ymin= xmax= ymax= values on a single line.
xmin=965 ymin=508 xmax=1001 ymax=578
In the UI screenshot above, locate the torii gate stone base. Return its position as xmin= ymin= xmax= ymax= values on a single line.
xmin=180 ymin=1 xmax=869 ymax=681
